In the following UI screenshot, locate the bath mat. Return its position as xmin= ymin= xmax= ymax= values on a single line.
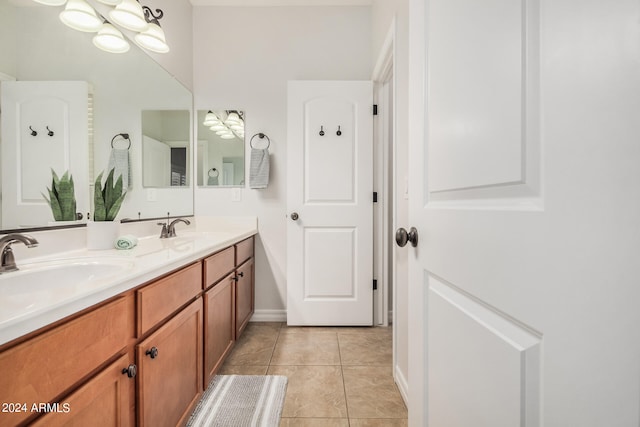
xmin=186 ymin=375 xmax=288 ymax=427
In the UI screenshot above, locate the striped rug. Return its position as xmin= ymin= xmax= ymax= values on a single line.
xmin=186 ymin=375 xmax=288 ymax=427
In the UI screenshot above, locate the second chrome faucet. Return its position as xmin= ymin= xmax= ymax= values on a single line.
xmin=157 ymin=218 xmax=191 ymax=239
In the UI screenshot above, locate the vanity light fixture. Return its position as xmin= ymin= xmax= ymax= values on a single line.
xmin=59 ymin=0 xmax=103 ymax=32
xmin=108 ymin=0 xmax=148 ymax=32
xmin=134 ymin=6 xmax=169 ymax=53
xmin=93 ymin=21 xmax=130 ymax=53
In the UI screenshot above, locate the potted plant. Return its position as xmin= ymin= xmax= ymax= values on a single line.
xmin=87 ymin=168 xmax=127 ymax=250
xmin=42 ymin=169 xmax=78 ymax=223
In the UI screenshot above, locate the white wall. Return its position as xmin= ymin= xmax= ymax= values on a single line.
xmin=193 ymin=6 xmax=371 ymax=317
xmin=371 ymin=0 xmax=410 ymax=398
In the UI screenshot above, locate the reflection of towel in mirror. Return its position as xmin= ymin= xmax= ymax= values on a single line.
xmin=249 ymin=148 xmax=270 ymax=189
xmin=208 ymin=176 xmax=219 ymax=186
xmin=107 ymin=148 xmax=131 ymax=189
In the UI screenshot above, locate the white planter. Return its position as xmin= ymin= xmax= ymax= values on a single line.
xmin=86 ymin=221 xmax=120 ymax=250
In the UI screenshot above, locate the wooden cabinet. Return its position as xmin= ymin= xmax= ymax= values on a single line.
xmin=31 ymin=353 xmax=136 ymax=427
xmin=235 ymin=258 xmax=255 ymax=339
xmin=137 ymin=299 xmax=203 ymax=427
xmin=203 ymin=272 xmax=235 ymax=385
xmin=0 ymin=295 xmax=134 ymax=427
xmin=0 ymin=233 xmax=255 ymax=426
xmin=137 ymin=262 xmax=202 ymax=336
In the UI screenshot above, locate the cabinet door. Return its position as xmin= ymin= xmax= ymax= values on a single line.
xmin=235 ymin=258 xmax=254 ymax=339
xmin=204 ymin=273 xmax=235 ymax=385
xmin=137 ymin=299 xmax=203 ymax=427
xmin=0 ymin=295 xmax=134 ymax=427
xmin=31 ymin=354 xmax=136 ymax=427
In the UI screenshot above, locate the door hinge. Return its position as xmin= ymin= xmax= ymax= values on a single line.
xmin=373 ymin=104 xmax=378 ymax=115
xmin=373 ymin=279 xmax=378 ymax=290
xmin=373 ymin=192 xmax=378 ymax=203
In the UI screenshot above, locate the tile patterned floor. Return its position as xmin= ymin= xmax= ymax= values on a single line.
xmin=219 ymin=322 xmax=408 ymax=426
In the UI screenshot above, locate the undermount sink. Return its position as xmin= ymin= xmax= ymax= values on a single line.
xmin=0 ymin=257 xmax=135 ymax=315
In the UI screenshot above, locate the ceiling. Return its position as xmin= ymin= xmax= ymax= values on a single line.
xmin=189 ymin=0 xmax=372 ymax=6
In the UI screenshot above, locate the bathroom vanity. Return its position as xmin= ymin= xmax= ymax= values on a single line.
xmin=0 ymin=225 xmax=255 ymax=426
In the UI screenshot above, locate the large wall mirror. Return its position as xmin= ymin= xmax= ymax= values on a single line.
xmin=196 ymin=110 xmax=245 ymax=187
xmin=0 ymin=0 xmax=193 ymax=231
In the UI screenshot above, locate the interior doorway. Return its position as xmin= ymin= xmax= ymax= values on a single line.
xmin=372 ymin=19 xmax=409 ymax=403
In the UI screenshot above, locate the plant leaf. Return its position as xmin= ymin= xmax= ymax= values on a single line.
xmin=48 ymin=188 xmax=62 ymax=221
xmin=106 ymin=192 xmax=126 ymax=221
xmin=93 ymin=171 xmax=106 ymax=221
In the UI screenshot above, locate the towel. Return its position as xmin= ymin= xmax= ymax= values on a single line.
xmin=249 ymin=148 xmax=270 ymax=189
xmin=107 ymin=148 xmax=131 ymax=189
xmin=207 ymin=176 xmax=219 ymax=186
xmin=114 ymin=234 xmax=138 ymax=250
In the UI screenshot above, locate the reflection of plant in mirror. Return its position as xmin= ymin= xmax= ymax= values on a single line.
xmin=94 ymin=169 xmax=127 ymax=221
xmin=42 ymin=169 xmax=77 ymax=222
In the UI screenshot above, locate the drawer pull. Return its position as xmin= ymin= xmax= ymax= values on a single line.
xmin=238 ymin=272 xmax=244 ymax=277
xmin=122 ymin=364 xmax=137 ymax=378
xmin=145 ymin=346 xmax=159 ymax=359
xmin=232 ymin=276 xmax=239 ymax=282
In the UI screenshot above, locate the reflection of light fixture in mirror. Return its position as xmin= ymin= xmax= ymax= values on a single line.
xmin=109 ymin=0 xmax=148 ymax=32
xmin=33 ymin=0 xmax=66 ymax=5
xmin=205 ymin=110 xmax=244 ymax=140
xmin=203 ymin=111 xmax=219 ymax=127
xmin=59 ymin=0 xmax=103 ymax=32
xmin=93 ymin=21 xmax=130 ymax=53
xmin=225 ymin=111 xmax=242 ymax=126
xmin=135 ymin=6 xmax=169 ymax=53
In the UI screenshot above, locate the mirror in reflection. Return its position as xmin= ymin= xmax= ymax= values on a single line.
xmin=196 ymin=110 xmax=245 ymax=187
xmin=142 ymin=110 xmax=191 ymax=188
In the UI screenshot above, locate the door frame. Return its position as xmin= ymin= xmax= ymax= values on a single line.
xmin=372 ymin=18 xmax=409 ymax=404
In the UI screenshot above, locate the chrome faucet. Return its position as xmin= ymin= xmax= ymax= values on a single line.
xmin=168 ymin=218 xmax=191 ymax=238
xmin=0 ymin=234 xmax=39 ymax=273
xmin=157 ymin=218 xmax=191 ymax=239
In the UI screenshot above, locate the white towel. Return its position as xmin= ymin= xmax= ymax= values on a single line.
xmin=114 ymin=234 xmax=138 ymax=250
xmin=249 ymin=148 xmax=270 ymax=189
xmin=107 ymin=148 xmax=131 ymax=189
xmin=207 ymin=176 xmax=219 ymax=186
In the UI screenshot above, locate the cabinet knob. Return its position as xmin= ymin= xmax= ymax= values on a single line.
xmin=122 ymin=364 xmax=137 ymax=378
xmin=145 ymin=346 xmax=159 ymax=359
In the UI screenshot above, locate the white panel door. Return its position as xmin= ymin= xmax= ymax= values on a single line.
xmin=407 ymin=0 xmax=640 ymax=426
xmin=1 ymin=81 xmax=89 ymax=228
xmin=287 ymin=80 xmax=373 ymax=325
xmin=142 ymin=135 xmax=170 ymax=187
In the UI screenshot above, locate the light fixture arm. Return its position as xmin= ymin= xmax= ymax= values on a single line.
xmin=142 ymin=5 xmax=164 ymax=26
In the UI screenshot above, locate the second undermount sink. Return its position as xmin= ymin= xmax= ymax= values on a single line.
xmin=0 ymin=257 xmax=135 ymax=315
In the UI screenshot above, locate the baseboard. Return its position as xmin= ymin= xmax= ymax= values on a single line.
xmin=394 ymin=364 xmax=409 ymax=407
xmin=250 ymin=309 xmax=287 ymax=323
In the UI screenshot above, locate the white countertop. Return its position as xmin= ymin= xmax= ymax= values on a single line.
xmin=0 ymin=218 xmax=257 ymax=346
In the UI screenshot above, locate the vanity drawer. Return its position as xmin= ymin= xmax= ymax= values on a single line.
xmin=137 ymin=262 xmax=202 ymax=336
xmin=235 ymin=236 xmax=254 ymax=265
xmin=203 ymin=246 xmax=235 ymax=290
xmin=0 ymin=295 xmax=134 ymax=427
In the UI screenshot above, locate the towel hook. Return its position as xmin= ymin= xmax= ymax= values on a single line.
xmin=250 ymin=133 xmax=271 ymax=149
xmin=111 ymin=133 xmax=131 ymax=150
xmin=336 ymin=126 xmax=342 ymax=136
xmin=319 ymin=126 xmax=325 ymax=136
xmin=46 ymin=126 xmax=54 ymax=137
xmin=29 ymin=126 xmax=37 ymax=136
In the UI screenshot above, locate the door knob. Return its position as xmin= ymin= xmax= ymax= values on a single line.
xmin=290 ymin=212 xmax=299 ymax=221
xmin=395 ymin=227 xmax=418 ymax=248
